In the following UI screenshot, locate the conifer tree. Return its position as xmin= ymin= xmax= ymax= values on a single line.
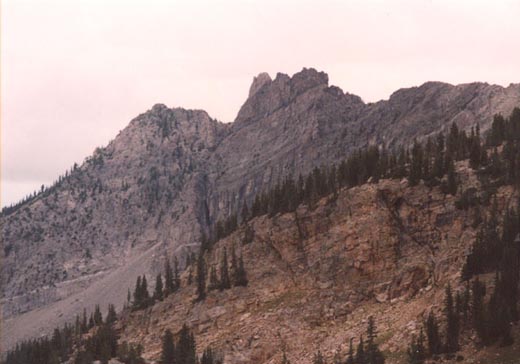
xmin=365 ymin=316 xmax=385 ymax=364
xmin=409 ymin=141 xmax=423 ymax=186
xmin=201 ymin=347 xmax=217 ymax=364
xmin=444 ymin=284 xmax=459 ymax=353
xmin=445 ymin=157 xmax=458 ymax=195
xmin=75 ymin=314 xmax=82 ymax=339
xmin=93 ymin=305 xmax=103 ymax=326
xmin=230 ymin=245 xmax=238 ymax=282
xmin=469 ymin=129 xmax=482 ymax=170
xmin=235 ymin=254 xmax=248 ymax=287
xmin=188 ymin=267 xmax=193 ymax=286
xmin=462 ymin=282 xmax=471 ymax=323
xmin=81 ymin=308 xmax=88 ymax=333
xmin=425 ymin=311 xmax=441 ymax=356
xmin=241 ymin=201 xmax=250 ymax=223
xmin=164 ymin=256 xmax=175 ymax=296
xmin=471 ymin=277 xmax=487 ymax=343
xmin=177 ymin=324 xmax=196 ymax=364
xmin=407 ymin=330 xmax=426 ymax=364
xmin=433 ymin=133 xmax=445 ymax=178
xmin=133 ymin=276 xmax=143 ymax=309
xmin=356 ymin=336 xmax=366 ymax=364
xmin=447 ymin=122 xmax=460 ymax=159
xmin=346 ymin=338 xmax=354 ymax=364
xmin=196 ymin=251 xmax=206 ymax=301
xmin=160 ymin=329 xmax=175 ymax=364
xmin=208 ymin=265 xmax=219 ymax=291
xmin=173 ymin=256 xmax=181 ymax=292
xmin=154 ymin=273 xmax=164 ymax=302
xmin=140 ymin=275 xmax=150 ymax=308
xmin=219 ymin=248 xmax=231 ymax=290
xmin=105 ymin=304 xmax=117 ymax=325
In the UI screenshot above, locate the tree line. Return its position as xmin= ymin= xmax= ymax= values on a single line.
xmin=160 ymin=324 xmax=222 ymax=364
xmin=293 ymin=316 xmax=385 ymax=364
xmin=2 ymin=303 xmax=141 ymax=364
xmin=196 ymin=244 xmax=248 ymax=302
xmin=130 ymin=256 xmax=181 ymax=311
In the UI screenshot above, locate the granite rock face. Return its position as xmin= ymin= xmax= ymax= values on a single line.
xmin=2 ymin=68 xmax=520 ymax=348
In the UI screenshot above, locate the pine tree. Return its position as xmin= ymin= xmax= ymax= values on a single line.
xmin=366 ymin=316 xmax=385 ymax=364
xmin=201 ymin=347 xmax=216 ymax=364
xmin=177 ymin=324 xmax=196 ymax=364
xmin=469 ymin=129 xmax=482 ymax=170
xmin=93 ymin=304 xmax=103 ymax=326
xmin=406 ymin=330 xmax=426 ymax=364
xmin=140 ymin=275 xmax=151 ymax=308
xmin=118 ymin=342 xmax=145 ymax=364
xmin=160 ymin=329 xmax=175 ymax=364
xmin=75 ymin=314 xmax=82 ymax=339
xmin=462 ymin=282 xmax=471 ymax=323
xmin=433 ymin=133 xmax=445 ymax=178
xmin=105 ymin=304 xmax=117 ymax=325
xmin=154 ymin=273 xmax=164 ymax=302
xmin=445 ymin=156 xmax=458 ymax=195
xmin=244 ymin=224 xmax=254 ymax=244
xmin=241 ymin=201 xmax=250 ymax=223
xmin=208 ymin=265 xmax=219 ymax=291
xmin=196 ymin=251 xmax=206 ymax=301
xmin=230 ymin=245 xmax=238 ymax=283
xmin=346 ymin=338 xmax=354 ymax=364
xmin=133 ymin=276 xmax=143 ymax=309
xmin=425 ymin=311 xmax=441 ymax=356
xmin=234 ymin=254 xmax=248 ymax=287
xmin=487 ymin=272 xmax=514 ymax=346
xmin=173 ymin=256 xmax=181 ymax=292
xmin=219 ymin=248 xmax=231 ymax=290
xmin=471 ymin=277 xmax=487 ymax=343
xmin=444 ymin=284 xmax=459 ymax=353
xmin=187 ymin=266 xmax=193 ymax=286
xmin=447 ymin=122 xmax=460 ymax=159
xmin=356 ymin=336 xmax=366 ymax=364
xmin=164 ymin=256 xmax=175 ymax=297
xmin=409 ymin=141 xmax=423 ymax=186
xmin=498 ymin=210 xmax=520 ymax=322
xmin=81 ymin=308 xmax=88 ymax=333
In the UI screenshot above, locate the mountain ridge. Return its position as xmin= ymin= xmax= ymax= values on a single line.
xmin=2 ymin=68 xmax=520 ymax=350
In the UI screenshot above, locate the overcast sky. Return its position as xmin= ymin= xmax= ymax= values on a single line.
xmin=2 ymin=0 xmax=520 ymax=207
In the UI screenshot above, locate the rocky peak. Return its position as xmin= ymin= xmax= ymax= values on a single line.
xmin=235 ymin=68 xmax=331 ymax=125
xmin=248 ymin=72 xmax=272 ymax=98
xmin=289 ymin=67 xmax=329 ymax=95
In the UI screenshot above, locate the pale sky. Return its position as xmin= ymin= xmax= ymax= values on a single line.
xmin=2 ymin=0 xmax=520 ymax=207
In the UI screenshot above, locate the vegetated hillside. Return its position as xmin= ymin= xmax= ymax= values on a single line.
xmin=2 ymin=68 xmax=520 ymax=350
xmin=4 ymin=109 xmax=520 ymax=364
xmin=114 ymin=164 xmax=519 ymax=364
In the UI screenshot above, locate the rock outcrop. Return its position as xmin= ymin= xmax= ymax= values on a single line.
xmin=117 ymin=168 xmax=518 ymax=364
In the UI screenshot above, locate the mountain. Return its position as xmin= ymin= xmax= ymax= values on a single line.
xmin=2 ymin=68 xmax=520 ymax=350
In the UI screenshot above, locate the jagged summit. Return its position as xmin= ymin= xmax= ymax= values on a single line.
xmin=235 ymin=68 xmax=334 ymax=125
xmin=287 ymin=67 xmax=329 ymax=93
xmin=248 ymin=72 xmax=272 ymax=98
